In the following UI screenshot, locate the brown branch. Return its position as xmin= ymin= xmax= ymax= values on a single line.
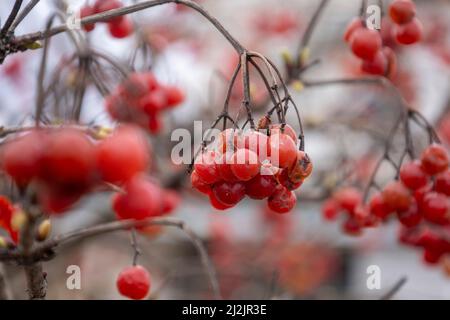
xmin=0 ymin=263 xmax=12 ymax=300
xmin=9 ymin=0 xmax=41 ymax=33
xmin=380 ymin=276 xmax=407 ymax=300
xmin=1 ymin=0 xmax=23 ymax=35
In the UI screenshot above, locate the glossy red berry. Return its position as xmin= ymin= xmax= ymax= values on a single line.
xmin=350 ymin=28 xmax=382 ymax=60
xmin=267 ymin=186 xmax=297 ymax=214
xmin=164 ymin=85 xmax=185 ymax=107
xmin=344 ymin=18 xmax=363 ymax=42
xmin=269 ymin=124 xmax=297 ymax=142
xmin=397 ymin=200 xmax=422 ymax=227
xmin=215 ymin=152 xmax=238 ymax=182
xmin=389 ymin=0 xmax=416 ymax=25
xmin=435 ymin=170 xmax=450 ymax=196
xmin=230 ymin=148 xmax=260 ymax=181
xmin=361 ymin=50 xmax=387 ymax=75
xmin=394 ymin=18 xmax=423 ymax=45
xmin=209 ymin=192 xmax=234 ymax=210
xmin=382 ymin=181 xmax=411 ymax=212
xmin=400 ymin=160 xmax=429 ymax=190
xmin=334 ymin=187 xmax=362 ymax=213
xmin=420 ymin=144 xmax=449 ymax=175
xmin=80 ymin=6 xmax=96 ymax=32
xmin=195 ymin=151 xmax=220 ymax=184
xmin=212 ymin=181 xmax=246 ymax=206
xmin=242 ymin=130 xmax=269 ymax=161
xmin=117 ymin=265 xmax=150 ymax=300
xmin=108 ymin=18 xmax=133 ymax=38
xmin=369 ymin=193 xmax=392 ymax=220
xmin=190 ymin=170 xmax=211 ymax=194
xmin=113 ymin=176 xmax=163 ymax=220
xmin=322 ymin=199 xmax=340 ymax=221
xmin=96 ymin=125 xmax=150 ymax=184
xmin=421 ymin=192 xmax=449 ymax=225
xmin=268 ymin=133 xmax=297 ymax=169
xmin=245 ymin=174 xmax=277 ymax=199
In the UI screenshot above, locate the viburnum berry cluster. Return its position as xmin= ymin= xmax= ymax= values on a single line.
xmin=344 ymin=0 xmax=422 ymax=77
xmin=81 ymin=0 xmax=134 ymax=38
xmin=323 ymin=143 xmax=450 ymax=267
xmin=105 ymin=72 xmax=185 ymax=134
xmin=191 ymin=124 xmax=312 ymax=214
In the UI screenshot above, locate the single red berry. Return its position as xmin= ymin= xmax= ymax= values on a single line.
xmin=421 ymin=192 xmax=449 ymax=225
xmin=322 ymin=199 xmax=341 ymax=221
xmin=215 ymin=152 xmax=238 ymax=182
xmin=435 ymin=169 xmax=450 ymax=196
xmin=242 ymin=130 xmax=269 ymax=162
xmin=212 ymin=181 xmax=246 ymax=206
xmin=394 ymin=18 xmax=423 ymax=45
xmin=422 ymin=248 xmax=443 ymax=265
xmin=267 ymin=186 xmax=296 ymax=214
xmin=277 ymin=168 xmax=303 ymax=190
xmin=341 ymin=217 xmax=362 ymax=236
xmin=389 ymin=0 xmax=416 ymax=25
xmin=414 ymin=183 xmax=433 ymax=208
xmin=344 ymin=17 xmax=363 ymax=42
xmin=117 ymin=265 xmax=150 ymax=300
xmin=40 ymin=129 xmax=96 ymax=188
xmin=164 ymin=85 xmax=185 ymax=107
xmin=113 ymin=175 xmax=163 ymax=220
xmin=268 ymin=133 xmax=297 ymax=169
xmin=39 ymin=186 xmax=83 ymax=215
xmin=230 ymin=148 xmax=260 ymax=181
xmin=2 ymin=130 xmax=46 ymax=187
xmin=209 ymin=192 xmax=234 ymax=210
xmin=269 ymin=124 xmax=297 ymax=142
xmin=400 ymin=160 xmax=429 ymax=190
xmin=288 ymin=151 xmax=312 ymax=182
xmin=333 ymin=187 xmax=362 ymax=214
xmin=194 ymin=151 xmax=220 ymax=184
xmin=190 ymin=170 xmax=211 ymax=194
xmin=382 ymin=181 xmax=411 ymax=212
xmin=96 ymin=125 xmax=150 ymax=184
xmin=245 ymin=174 xmax=277 ymax=199
xmin=108 ymin=18 xmax=133 ymax=39
xmin=420 ymin=144 xmax=449 ymax=175
xmin=80 ymin=6 xmax=96 ymax=32
xmin=397 ymin=200 xmax=422 ymax=227
xmin=369 ymin=193 xmax=392 ymax=220
xmin=361 ymin=50 xmax=387 ymax=75
xmin=350 ymin=28 xmax=382 ymax=60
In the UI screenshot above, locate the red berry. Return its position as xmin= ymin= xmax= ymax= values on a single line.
xmin=421 ymin=192 xmax=449 ymax=225
xmin=288 ymin=151 xmax=312 ymax=182
xmin=40 ymin=129 xmax=96 ymax=188
xmin=96 ymin=125 xmax=150 ymax=184
xmin=397 ymin=200 xmax=422 ymax=227
xmin=194 ymin=151 xmax=220 ymax=184
xmin=350 ymin=28 xmax=382 ymax=60
xmin=190 ymin=170 xmax=211 ymax=194
xmin=389 ymin=0 xmax=416 ymax=25
xmin=108 ymin=18 xmax=133 ymax=39
xmin=2 ymin=130 xmax=46 ymax=187
xmin=400 ymin=160 xmax=429 ymax=190
xmin=80 ymin=6 xmax=96 ymax=32
xmin=422 ymin=249 xmax=443 ymax=265
xmin=113 ymin=176 xmax=163 ymax=220
xmin=209 ymin=192 xmax=234 ymax=210
xmin=267 ymin=186 xmax=296 ymax=214
xmin=117 ymin=265 xmax=150 ymax=300
xmin=242 ymin=130 xmax=269 ymax=162
xmin=420 ymin=144 xmax=449 ymax=175
xmin=164 ymin=85 xmax=185 ymax=107
xmin=212 ymin=181 xmax=246 ymax=206
xmin=341 ymin=217 xmax=362 ymax=236
xmin=245 ymin=174 xmax=277 ymax=199
xmin=414 ymin=183 xmax=433 ymax=207
xmin=322 ymin=199 xmax=341 ymax=221
xmin=140 ymin=89 xmax=167 ymax=113
xmin=39 ymin=186 xmax=83 ymax=215
xmin=277 ymin=168 xmax=303 ymax=190
xmin=435 ymin=170 xmax=450 ymax=196
xmin=269 ymin=124 xmax=297 ymax=142
xmin=230 ymin=148 xmax=260 ymax=181
xmin=344 ymin=17 xmax=363 ymax=42
xmin=394 ymin=18 xmax=423 ymax=45
xmin=382 ymin=181 xmax=411 ymax=212
xmin=361 ymin=50 xmax=387 ymax=75
xmin=354 ymin=205 xmax=378 ymax=227
xmin=268 ymin=133 xmax=297 ymax=169
xmin=334 ymin=187 xmax=362 ymax=214
xmin=369 ymin=193 xmax=392 ymax=220
xmin=215 ymin=152 xmax=238 ymax=182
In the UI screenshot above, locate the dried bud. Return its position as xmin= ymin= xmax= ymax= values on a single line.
xmin=11 ymin=210 xmax=27 ymax=232
xmin=0 ymin=236 xmax=7 ymax=248
xmin=37 ymin=219 xmax=52 ymax=242
xmin=257 ymin=116 xmax=271 ymax=130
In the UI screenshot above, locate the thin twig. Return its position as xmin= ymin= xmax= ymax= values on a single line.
xmin=380 ymin=276 xmax=407 ymax=300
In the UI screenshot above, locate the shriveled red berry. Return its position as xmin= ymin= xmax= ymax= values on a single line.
xmin=190 ymin=170 xmax=211 ymax=194
xmin=435 ymin=170 xmax=450 ymax=196
xmin=389 ymin=0 xmax=416 ymax=25
xmin=421 ymin=192 xmax=449 ymax=225
xmin=117 ymin=265 xmax=150 ymax=300
xmin=334 ymin=187 xmax=362 ymax=214
xmin=277 ymin=168 xmax=303 ymax=190
xmin=267 ymin=186 xmax=296 ymax=214
xmin=113 ymin=176 xmax=163 ymax=220
xmin=382 ymin=181 xmax=411 ymax=212
xmin=400 ymin=160 xmax=429 ymax=190
xmin=108 ymin=18 xmax=133 ymax=38
xmin=397 ymin=200 xmax=422 ymax=227
xmin=230 ymin=148 xmax=260 ymax=181
xmin=212 ymin=181 xmax=246 ymax=206
xmin=288 ymin=151 xmax=312 ymax=183
xmin=420 ymin=144 xmax=449 ymax=175
xmin=350 ymin=28 xmax=382 ymax=60
xmin=322 ymin=199 xmax=341 ymax=221
xmin=245 ymin=174 xmax=277 ymax=199
xmin=369 ymin=193 xmax=392 ymax=220
xmin=268 ymin=133 xmax=297 ymax=168
xmin=361 ymin=50 xmax=387 ymax=75
xmin=96 ymin=125 xmax=150 ymax=184
xmin=394 ymin=18 xmax=423 ymax=45
xmin=194 ymin=151 xmax=220 ymax=184
xmin=344 ymin=18 xmax=363 ymax=42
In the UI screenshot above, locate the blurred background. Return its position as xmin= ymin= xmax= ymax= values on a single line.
xmin=0 ymin=0 xmax=450 ymax=299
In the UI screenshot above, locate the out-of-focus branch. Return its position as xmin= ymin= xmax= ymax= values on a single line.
xmin=0 ymin=264 xmax=12 ymax=300
xmin=380 ymin=276 xmax=407 ymax=300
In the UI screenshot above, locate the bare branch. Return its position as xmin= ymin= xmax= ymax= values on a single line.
xmin=380 ymin=276 xmax=407 ymax=300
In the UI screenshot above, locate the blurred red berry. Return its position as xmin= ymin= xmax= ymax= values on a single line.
xmin=389 ymin=0 xmax=416 ymax=25
xmin=117 ymin=265 xmax=150 ymax=300
xmin=420 ymin=144 xmax=449 ymax=175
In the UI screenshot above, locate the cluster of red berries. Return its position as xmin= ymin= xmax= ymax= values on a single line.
xmin=344 ymin=0 xmax=422 ymax=77
xmin=323 ymin=144 xmax=450 ymax=265
xmin=190 ymin=125 xmax=312 ymax=214
xmin=81 ymin=0 xmax=133 ymax=38
xmin=116 ymin=265 xmax=151 ymax=300
xmin=105 ymin=72 xmax=184 ymax=134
